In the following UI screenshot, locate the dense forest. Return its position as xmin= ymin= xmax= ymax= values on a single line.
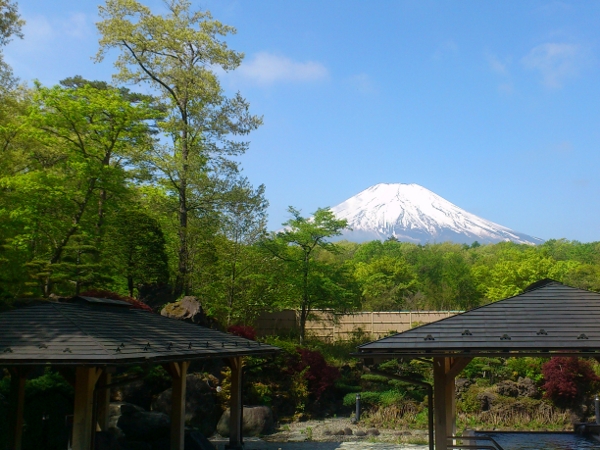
xmin=2 ymin=0 xmax=600 ymax=334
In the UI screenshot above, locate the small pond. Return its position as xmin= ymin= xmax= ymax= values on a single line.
xmin=476 ymin=432 xmax=598 ymax=450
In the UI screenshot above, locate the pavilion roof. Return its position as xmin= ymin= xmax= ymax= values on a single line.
xmin=356 ymin=280 xmax=600 ymax=359
xmin=0 ymin=297 xmax=279 ymax=366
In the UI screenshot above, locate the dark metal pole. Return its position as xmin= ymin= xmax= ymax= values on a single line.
xmin=370 ymin=369 xmax=434 ymax=450
xmin=355 ymin=393 xmax=361 ymax=422
xmin=595 ymin=395 xmax=600 ymax=425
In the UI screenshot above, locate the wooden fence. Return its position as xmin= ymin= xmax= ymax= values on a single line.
xmin=254 ymin=310 xmax=461 ymax=341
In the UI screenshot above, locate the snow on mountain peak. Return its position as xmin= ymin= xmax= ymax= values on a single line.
xmin=330 ymin=183 xmax=543 ymax=245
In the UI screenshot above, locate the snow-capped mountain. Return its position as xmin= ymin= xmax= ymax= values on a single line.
xmin=330 ymin=183 xmax=543 ymax=245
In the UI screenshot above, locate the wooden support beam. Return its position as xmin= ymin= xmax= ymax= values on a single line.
xmin=7 ymin=367 xmax=27 ymax=450
xmin=96 ymin=371 xmax=112 ymax=432
xmin=227 ymin=356 xmax=244 ymax=450
xmin=72 ymin=367 xmax=102 ymax=450
xmin=165 ymin=361 xmax=190 ymax=450
xmin=432 ymin=356 xmax=471 ymax=450
xmin=447 ymin=357 xmax=472 ymax=380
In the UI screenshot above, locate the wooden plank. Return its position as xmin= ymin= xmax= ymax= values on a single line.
xmin=72 ymin=366 xmax=100 ymax=450
xmin=96 ymin=371 xmax=112 ymax=432
xmin=228 ymin=356 xmax=244 ymax=450
xmin=168 ymin=361 xmax=190 ymax=450
xmin=433 ymin=357 xmax=450 ymax=450
xmin=7 ymin=368 xmax=27 ymax=450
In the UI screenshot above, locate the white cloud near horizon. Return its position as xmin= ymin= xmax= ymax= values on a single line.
xmin=236 ymin=52 xmax=329 ymax=85
xmin=522 ymin=43 xmax=583 ymax=88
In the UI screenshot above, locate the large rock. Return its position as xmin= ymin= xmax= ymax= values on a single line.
xmin=517 ymin=377 xmax=539 ymax=398
xmin=216 ymin=406 xmax=274 ymax=437
xmin=152 ymin=373 xmax=221 ymax=437
xmin=108 ymin=402 xmax=170 ymax=442
xmin=112 ymin=379 xmax=168 ymax=411
xmin=160 ymin=296 xmax=219 ymax=329
xmin=496 ymin=380 xmax=520 ymax=398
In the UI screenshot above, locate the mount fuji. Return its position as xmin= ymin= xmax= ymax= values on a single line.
xmin=329 ymin=183 xmax=543 ymax=245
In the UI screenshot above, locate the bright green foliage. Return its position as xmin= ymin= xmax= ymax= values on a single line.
xmin=262 ymin=207 xmax=359 ymax=343
xmin=97 ymin=0 xmax=262 ymax=296
xmin=354 ymin=255 xmax=416 ymax=310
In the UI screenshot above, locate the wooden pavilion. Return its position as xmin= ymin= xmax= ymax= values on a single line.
xmin=0 ymin=296 xmax=279 ymax=450
xmin=355 ymin=280 xmax=600 ymax=450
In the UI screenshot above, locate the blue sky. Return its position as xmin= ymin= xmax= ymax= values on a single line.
xmin=7 ymin=1 xmax=600 ymax=242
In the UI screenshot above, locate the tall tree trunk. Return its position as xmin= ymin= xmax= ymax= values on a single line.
xmin=227 ymin=243 xmax=239 ymax=326
xmin=175 ymin=125 xmax=189 ymax=297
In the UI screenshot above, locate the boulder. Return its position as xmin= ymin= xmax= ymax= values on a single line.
xmin=455 ymin=378 xmax=472 ymax=399
xmin=152 ymin=373 xmax=220 ymax=437
xmin=108 ymin=402 xmax=170 ymax=442
xmin=216 ymin=406 xmax=274 ymax=437
xmin=160 ymin=296 xmax=218 ymax=328
xmin=517 ymin=377 xmax=539 ymax=398
xmin=496 ymin=380 xmax=520 ymax=398
xmin=477 ymin=391 xmax=497 ymax=411
xmin=112 ymin=379 xmax=168 ymax=411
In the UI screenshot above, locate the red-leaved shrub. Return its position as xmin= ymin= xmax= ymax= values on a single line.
xmin=227 ymin=325 xmax=257 ymax=341
xmin=541 ymin=357 xmax=600 ymax=408
xmin=78 ymin=290 xmax=154 ymax=312
xmin=288 ymin=348 xmax=340 ymax=401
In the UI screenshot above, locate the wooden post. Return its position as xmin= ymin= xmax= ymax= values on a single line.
xmin=96 ymin=371 xmax=112 ymax=431
xmin=7 ymin=367 xmax=27 ymax=450
xmin=433 ymin=357 xmax=450 ymax=450
xmin=164 ymin=361 xmax=190 ymax=450
xmin=227 ymin=356 xmax=244 ymax=450
xmin=72 ymin=367 xmax=102 ymax=450
xmin=433 ymin=357 xmax=472 ymax=450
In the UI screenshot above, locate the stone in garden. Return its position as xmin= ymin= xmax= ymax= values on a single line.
xmin=160 ymin=296 xmax=219 ymax=328
xmin=366 ymin=428 xmax=380 ymax=436
xmin=496 ymin=380 xmax=519 ymax=398
xmin=355 ymin=430 xmax=366 ymax=436
xmin=344 ymin=427 xmax=353 ymax=435
xmin=109 ymin=402 xmax=170 ymax=442
xmin=477 ymin=391 xmax=496 ymax=411
xmin=517 ymin=377 xmax=539 ymax=398
xmin=216 ymin=405 xmax=274 ymax=437
xmin=332 ymin=429 xmax=346 ymax=435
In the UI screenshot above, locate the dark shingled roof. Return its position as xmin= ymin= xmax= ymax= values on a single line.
xmin=357 ymin=280 xmax=600 ymax=358
xmin=0 ymin=299 xmax=278 ymax=366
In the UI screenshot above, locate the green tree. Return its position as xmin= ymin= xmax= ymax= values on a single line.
xmin=263 ymin=207 xmax=350 ymax=344
xmin=17 ymin=81 xmax=156 ymax=295
xmin=354 ymin=255 xmax=416 ymax=310
xmin=97 ymin=0 xmax=262 ymax=296
xmin=219 ymin=180 xmax=268 ymax=324
xmin=0 ymin=0 xmax=23 ymax=90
